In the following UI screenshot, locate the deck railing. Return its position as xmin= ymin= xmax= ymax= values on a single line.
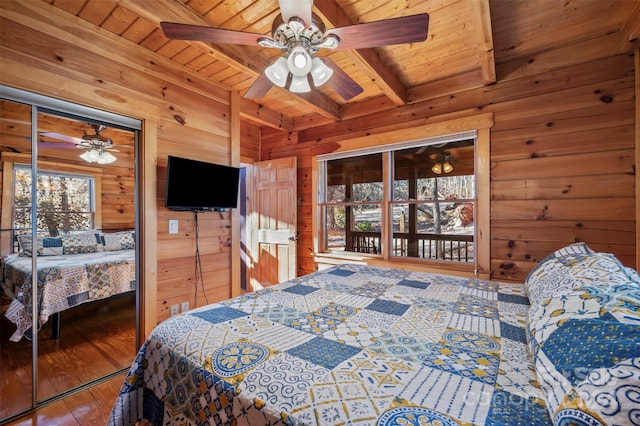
xmin=346 ymin=231 xmax=473 ymax=262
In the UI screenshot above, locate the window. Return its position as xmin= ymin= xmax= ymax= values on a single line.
xmin=13 ymin=165 xmax=96 ymax=237
xmin=391 ymin=140 xmax=475 ymax=262
xmin=319 ymin=134 xmax=476 ymax=266
xmin=325 ymin=153 xmax=383 ymax=254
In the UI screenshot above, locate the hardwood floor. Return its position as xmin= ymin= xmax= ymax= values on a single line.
xmin=4 ymin=373 xmax=126 ymax=426
xmin=1 ymin=294 xmax=136 ymax=424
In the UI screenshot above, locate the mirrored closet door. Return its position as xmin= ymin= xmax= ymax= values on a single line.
xmin=0 ymin=98 xmax=34 ymax=418
xmin=0 ymin=87 xmax=141 ymax=421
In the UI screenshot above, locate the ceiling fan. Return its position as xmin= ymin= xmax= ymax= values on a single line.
xmin=160 ymin=0 xmax=430 ymax=100
xmin=39 ymin=124 xmax=119 ymax=164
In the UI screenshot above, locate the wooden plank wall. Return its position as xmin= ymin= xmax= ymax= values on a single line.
xmin=100 ymin=164 xmax=136 ymax=232
xmin=262 ymin=52 xmax=636 ymax=282
xmin=240 ymin=120 xmax=261 ymax=163
xmin=0 ymin=1 xmax=234 ymax=325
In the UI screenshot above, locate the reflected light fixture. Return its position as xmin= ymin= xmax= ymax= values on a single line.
xmin=80 ymin=148 xmax=116 ymax=164
xmin=432 ymin=152 xmax=453 ymax=175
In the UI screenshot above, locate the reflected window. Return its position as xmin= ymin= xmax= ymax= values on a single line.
xmin=13 ymin=165 xmax=96 ymax=241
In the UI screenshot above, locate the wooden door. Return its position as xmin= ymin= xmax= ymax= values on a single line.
xmin=250 ymin=157 xmax=297 ymax=289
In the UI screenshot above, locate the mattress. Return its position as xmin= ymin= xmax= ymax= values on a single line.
xmin=1 ymin=249 xmax=136 ymax=342
xmin=108 ymin=264 xmax=549 ymax=425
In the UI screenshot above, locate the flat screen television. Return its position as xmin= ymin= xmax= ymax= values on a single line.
xmin=165 ymin=155 xmax=240 ymax=211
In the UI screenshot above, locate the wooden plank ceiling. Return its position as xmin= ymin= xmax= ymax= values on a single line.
xmin=41 ymin=0 xmax=640 ymax=131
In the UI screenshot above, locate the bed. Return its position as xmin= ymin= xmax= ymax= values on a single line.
xmin=108 ymin=243 xmax=640 ymax=426
xmin=1 ymin=231 xmax=136 ymax=342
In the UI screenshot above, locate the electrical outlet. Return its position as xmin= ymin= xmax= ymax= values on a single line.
xmin=170 ymin=304 xmax=179 ymax=316
xmin=169 ymin=219 xmax=179 ymax=234
xmin=181 ymin=301 xmax=189 ymax=312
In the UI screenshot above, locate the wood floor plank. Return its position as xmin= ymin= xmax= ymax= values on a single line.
xmin=4 ymin=373 xmax=126 ymax=426
xmin=1 ymin=294 xmax=136 ymax=421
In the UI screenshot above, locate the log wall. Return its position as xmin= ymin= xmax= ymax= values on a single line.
xmin=0 ymin=1 xmax=234 ymax=326
xmin=240 ymin=120 xmax=262 ymax=163
xmin=262 ymin=52 xmax=636 ymax=282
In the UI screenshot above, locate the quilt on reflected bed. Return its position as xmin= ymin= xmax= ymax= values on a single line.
xmin=109 ymin=264 xmax=551 ymax=425
xmin=109 ymin=247 xmax=640 ymax=425
xmin=1 ymin=249 xmax=136 ymax=342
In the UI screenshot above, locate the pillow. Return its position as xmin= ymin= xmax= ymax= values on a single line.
xmin=18 ymin=232 xmax=101 ymax=256
xmin=624 ymin=267 xmax=640 ymax=286
xmin=527 ymin=256 xmax=640 ymax=424
xmin=17 ymin=234 xmax=42 ymax=256
xmin=101 ymin=231 xmax=135 ymax=251
xmin=61 ymin=232 xmax=99 ymax=254
xmin=525 ymin=243 xmax=596 ymax=304
xmin=41 ymin=237 xmax=63 ymax=256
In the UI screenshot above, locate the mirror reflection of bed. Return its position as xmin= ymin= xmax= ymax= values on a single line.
xmin=0 ymin=99 xmax=138 ymax=418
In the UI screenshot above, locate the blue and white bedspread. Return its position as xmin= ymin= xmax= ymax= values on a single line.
xmin=1 ymin=249 xmax=135 ymax=342
xmin=524 ymin=244 xmax=640 ymax=426
xmin=109 ymin=264 xmax=550 ymax=425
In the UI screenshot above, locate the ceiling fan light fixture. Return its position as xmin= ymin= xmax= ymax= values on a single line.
xmin=80 ymin=147 xmax=116 ymax=164
xmin=310 ymin=57 xmax=333 ymax=87
xmin=97 ymin=150 xmax=117 ymax=164
xmin=265 ymin=57 xmax=289 ymax=87
xmin=80 ymin=149 xmax=99 ymax=163
xmin=287 ymin=45 xmax=312 ymax=76
xmin=289 ymin=74 xmax=311 ymax=93
xmin=432 ymin=152 xmax=453 ymax=175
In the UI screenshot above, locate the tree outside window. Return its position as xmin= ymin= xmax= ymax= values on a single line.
xmin=320 ymin=139 xmax=476 ymax=264
xmin=324 ymin=153 xmax=383 ymax=253
xmin=13 ymin=166 xmax=95 ymax=237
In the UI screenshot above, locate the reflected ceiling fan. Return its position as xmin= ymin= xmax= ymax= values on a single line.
xmin=40 ymin=124 xmax=119 ymax=164
xmin=160 ymin=0 xmax=429 ymax=100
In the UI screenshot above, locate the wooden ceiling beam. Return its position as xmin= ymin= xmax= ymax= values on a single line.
xmin=407 ymin=70 xmax=487 ymax=104
xmin=117 ymin=0 xmax=343 ymax=121
xmin=619 ymin=1 xmax=640 ymax=53
xmin=292 ymin=69 xmax=488 ymax=131
xmin=470 ymin=0 xmax=496 ymax=86
xmin=313 ymin=1 xmax=409 ymax=106
xmin=117 ymin=0 xmax=266 ymax=75
xmin=239 ymin=98 xmax=295 ymax=131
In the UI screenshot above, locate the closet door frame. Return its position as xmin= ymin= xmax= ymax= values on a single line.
xmin=0 ymin=85 xmax=142 ymax=418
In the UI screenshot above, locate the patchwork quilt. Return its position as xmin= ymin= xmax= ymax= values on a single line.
xmin=525 ymin=243 xmax=640 ymax=425
xmin=109 ymin=264 xmax=550 ymax=425
xmin=1 ymin=249 xmax=136 ymax=342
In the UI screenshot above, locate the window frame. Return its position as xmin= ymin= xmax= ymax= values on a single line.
xmin=12 ymin=164 xmax=97 ymax=237
xmin=312 ymin=113 xmax=492 ymax=278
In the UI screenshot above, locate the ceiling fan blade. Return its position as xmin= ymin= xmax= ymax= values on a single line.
xmin=244 ymin=72 xmax=275 ymax=99
xmin=326 ymin=14 xmax=429 ymax=51
xmin=40 ymin=131 xmax=84 ymax=144
xmin=320 ymin=57 xmax=364 ymax=101
xmin=278 ymin=0 xmax=312 ymax=26
xmin=160 ymin=22 xmax=269 ymax=46
xmin=38 ymin=141 xmax=78 ymax=149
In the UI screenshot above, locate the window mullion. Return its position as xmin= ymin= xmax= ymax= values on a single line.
xmin=382 ymin=152 xmax=391 ymax=260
